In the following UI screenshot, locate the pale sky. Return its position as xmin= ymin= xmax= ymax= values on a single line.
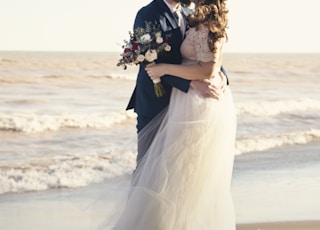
xmin=0 ymin=0 xmax=319 ymax=53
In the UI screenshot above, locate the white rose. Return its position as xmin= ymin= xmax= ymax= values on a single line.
xmin=140 ymin=34 xmax=152 ymax=44
xmin=145 ymin=49 xmax=158 ymax=62
xmin=135 ymin=54 xmax=145 ymax=63
xmin=155 ymin=32 xmax=162 ymax=37
xmin=164 ymin=44 xmax=171 ymax=52
xmin=156 ymin=36 xmax=163 ymax=44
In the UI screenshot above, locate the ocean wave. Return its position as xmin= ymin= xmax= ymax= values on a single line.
xmin=41 ymin=73 xmax=136 ymax=81
xmin=1 ymin=128 xmax=320 ymax=194
xmin=236 ymin=98 xmax=320 ymax=116
xmin=0 ymin=111 xmax=136 ymax=133
xmin=0 ymin=150 xmax=136 ymax=195
xmin=0 ymin=74 xmax=135 ymax=84
xmin=236 ymin=129 xmax=320 ymax=154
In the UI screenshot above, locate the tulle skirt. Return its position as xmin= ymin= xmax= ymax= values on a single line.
xmin=112 ymin=85 xmax=237 ymax=230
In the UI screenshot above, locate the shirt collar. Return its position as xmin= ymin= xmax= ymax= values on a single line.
xmin=163 ymin=0 xmax=181 ymax=13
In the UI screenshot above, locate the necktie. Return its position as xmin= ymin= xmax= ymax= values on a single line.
xmin=173 ymin=9 xmax=185 ymax=36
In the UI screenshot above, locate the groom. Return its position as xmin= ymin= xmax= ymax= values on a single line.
xmin=126 ymin=0 xmax=227 ymax=163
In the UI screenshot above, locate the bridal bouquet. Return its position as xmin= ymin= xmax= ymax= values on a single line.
xmin=117 ymin=21 xmax=171 ymax=97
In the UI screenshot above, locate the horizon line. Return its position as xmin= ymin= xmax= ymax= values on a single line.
xmin=1 ymin=50 xmax=320 ymax=54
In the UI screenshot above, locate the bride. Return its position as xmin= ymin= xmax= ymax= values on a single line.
xmin=113 ymin=0 xmax=237 ymax=229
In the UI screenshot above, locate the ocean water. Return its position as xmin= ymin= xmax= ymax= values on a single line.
xmin=0 ymin=51 xmax=320 ymax=196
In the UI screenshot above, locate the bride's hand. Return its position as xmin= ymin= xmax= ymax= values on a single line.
xmin=190 ymin=71 xmax=227 ymax=99
xmin=209 ymin=71 xmax=227 ymax=98
xmin=145 ymin=64 xmax=166 ymax=80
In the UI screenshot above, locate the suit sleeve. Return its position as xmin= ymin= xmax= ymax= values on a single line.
xmin=161 ymin=75 xmax=190 ymax=93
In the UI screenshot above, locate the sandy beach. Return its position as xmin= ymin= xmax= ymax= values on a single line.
xmin=1 ymin=181 xmax=319 ymax=230
xmin=238 ymin=221 xmax=320 ymax=230
xmin=1 ymin=142 xmax=319 ymax=230
xmin=1 ymin=185 xmax=319 ymax=230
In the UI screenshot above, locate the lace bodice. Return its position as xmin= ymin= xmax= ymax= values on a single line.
xmin=181 ymin=25 xmax=224 ymax=71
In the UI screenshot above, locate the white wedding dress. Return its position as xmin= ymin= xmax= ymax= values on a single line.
xmin=112 ymin=26 xmax=237 ymax=230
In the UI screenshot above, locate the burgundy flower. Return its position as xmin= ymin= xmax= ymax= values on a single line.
xmin=131 ymin=42 xmax=140 ymax=52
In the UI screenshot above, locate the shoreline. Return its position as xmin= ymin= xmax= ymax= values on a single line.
xmin=1 ymin=142 xmax=320 ymax=229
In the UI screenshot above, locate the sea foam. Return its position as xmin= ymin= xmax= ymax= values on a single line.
xmin=0 ymin=111 xmax=136 ymax=133
xmin=0 ymin=150 xmax=136 ymax=195
xmin=236 ymin=129 xmax=320 ymax=155
xmin=236 ymin=98 xmax=320 ymax=116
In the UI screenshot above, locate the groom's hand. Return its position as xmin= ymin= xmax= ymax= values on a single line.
xmin=190 ymin=73 xmax=227 ymax=99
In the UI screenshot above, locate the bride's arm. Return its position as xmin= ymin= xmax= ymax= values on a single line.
xmin=145 ymin=60 xmax=219 ymax=80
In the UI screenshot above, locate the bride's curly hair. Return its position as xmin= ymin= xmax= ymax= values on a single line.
xmin=189 ymin=0 xmax=229 ymax=52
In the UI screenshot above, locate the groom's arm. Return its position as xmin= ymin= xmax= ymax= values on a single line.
xmin=161 ymin=74 xmax=191 ymax=93
xmin=162 ymin=69 xmax=228 ymax=99
xmin=221 ymin=66 xmax=229 ymax=85
xmin=161 ymin=65 xmax=229 ymax=94
xmin=162 ymin=73 xmax=226 ymax=99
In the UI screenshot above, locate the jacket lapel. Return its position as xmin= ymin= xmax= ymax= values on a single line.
xmin=155 ymin=0 xmax=180 ymax=34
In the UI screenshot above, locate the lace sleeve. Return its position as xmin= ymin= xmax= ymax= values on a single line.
xmin=194 ymin=26 xmax=215 ymax=62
